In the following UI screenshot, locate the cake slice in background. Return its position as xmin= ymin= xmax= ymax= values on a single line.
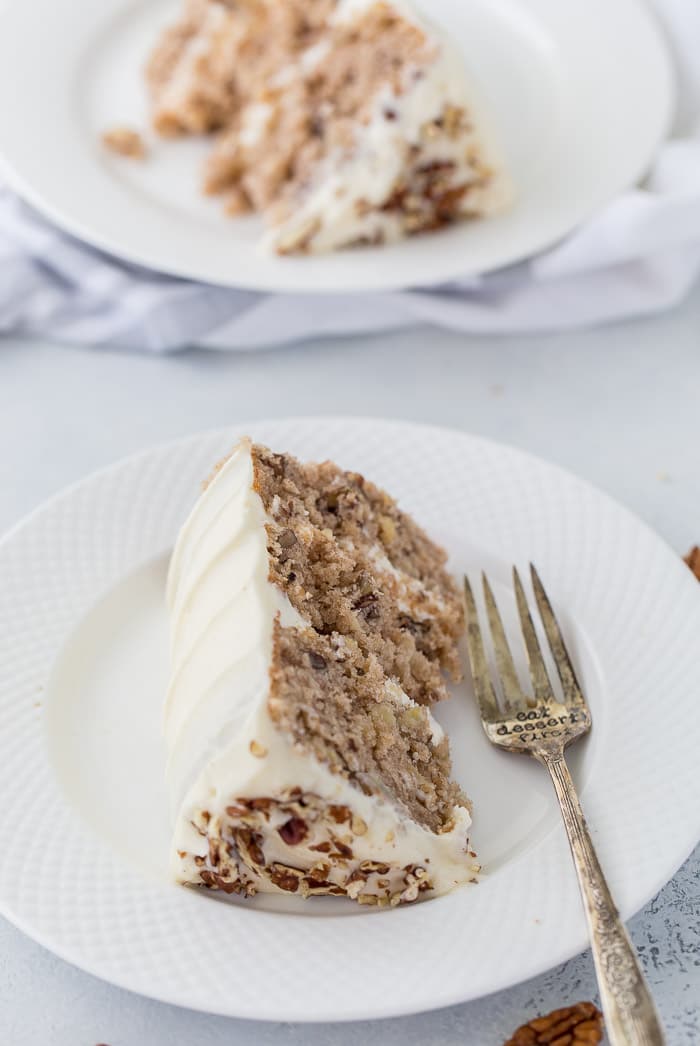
xmin=147 ymin=0 xmax=512 ymax=253
xmin=165 ymin=439 xmax=478 ymax=904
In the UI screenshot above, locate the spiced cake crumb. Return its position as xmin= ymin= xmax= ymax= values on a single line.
xmin=101 ymin=126 xmax=146 ymax=159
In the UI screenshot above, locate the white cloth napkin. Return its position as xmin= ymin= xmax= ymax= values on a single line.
xmin=1 ymin=0 xmax=699 ymax=353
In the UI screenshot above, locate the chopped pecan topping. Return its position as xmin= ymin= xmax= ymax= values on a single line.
xmin=328 ymin=804 xmax=352 ymax=824
xmin=234 ymin=828 xmax=265 ymax=867
xmin=309 ymin=840 xmax=332 ymax=853
xmin=351 ymin=814 xmax=368 ymax=836
xmin=330 ymin=839 xmax=354 ymax=859
xmin=277 ymin=816 xmax=308 ymax=845
xmin=102 ymin=126 xmax=146 ymax=159
xmin=225 ymin=804 xmax=248 ymax=818
xmin=245 ymin=797 xmax=273 ymax=812
xmin=504 ymin=1002 xmax=603 ymax=1045
xmin=307 ymin=861 xmax=331 ymax=882
xmin=269 ymin=863 xmax=304 ymax=893
xmin=359 ymin=860 xmax=390 ymax=874
xmin=345 ymin=878 xmax=364 ymax=900
xmin=199 ymin=869 xmax=242 ymax=895
xmin=301 ymin=880 xmax=345 ymax=897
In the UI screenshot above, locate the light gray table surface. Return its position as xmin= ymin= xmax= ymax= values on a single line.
xmin=1 ymin=286 xmax=700 ymax=1045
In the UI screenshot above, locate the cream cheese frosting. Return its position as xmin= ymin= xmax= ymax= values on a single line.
xmin=165 ymin=440 xmax=478 ymax=901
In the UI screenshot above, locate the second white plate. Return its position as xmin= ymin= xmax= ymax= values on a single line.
xmin=0 ymin=0 xmax=674 ymax=292
xmin=0 ymin=418 xmax=699 ymax=1022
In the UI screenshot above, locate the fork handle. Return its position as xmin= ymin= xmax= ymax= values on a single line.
xmin=542 ymin=753 xmax=666 ymax=1045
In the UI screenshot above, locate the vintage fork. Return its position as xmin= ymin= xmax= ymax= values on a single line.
xmin=463 ymin=565 xmax=665 ymax=1046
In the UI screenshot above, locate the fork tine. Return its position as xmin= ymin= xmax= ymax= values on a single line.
xmin=513 ymin=566 xmax=552 ymax=704
xmin=463 ymin=576 xmax=500 ymax=722
xmin=530 ymin=564 xmax=585 ymax=707
xmin=482 ymin=573 xmax=522 ymax=713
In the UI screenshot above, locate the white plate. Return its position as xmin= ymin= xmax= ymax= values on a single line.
xmin=1 ymin=418 xmax=699 ymax=1022
xmin=0 ymin=0 xmax=673 ymax=293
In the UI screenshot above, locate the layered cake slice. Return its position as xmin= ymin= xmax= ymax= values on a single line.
xmin=166 ymin=439 xmax=478 ymax=904
xmin=147 ymin=0 xmax=511 ymax=253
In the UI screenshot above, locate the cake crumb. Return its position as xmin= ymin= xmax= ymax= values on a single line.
xmin=249 ymin=739 xmax=268 ymax=758
xmin=102 ymin=126 xmax=146 ymax=159
xmin=684 ymin=546 xmax=700 ymax=581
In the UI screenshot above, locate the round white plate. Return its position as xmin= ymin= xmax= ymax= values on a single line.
xmin=1 ymin=418 xmax=699 ymax=1022
xmin=0 ymin=0 xmax=673 ymax=293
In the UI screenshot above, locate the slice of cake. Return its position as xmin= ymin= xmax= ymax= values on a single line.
xmin=147 ymin=0 xmax=511 ymax=254
xmin=166 ymin=439 xmax=478 ymax=904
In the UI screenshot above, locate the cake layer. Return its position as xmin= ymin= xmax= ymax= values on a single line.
xmin=166 ymin=440 xmax=477 ymax=903
xmin=252 ymin=443 xmax=464 ymax=702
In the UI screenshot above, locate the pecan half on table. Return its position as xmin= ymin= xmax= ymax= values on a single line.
xmin=504 ymin=1001 xmax=604 ymax=1045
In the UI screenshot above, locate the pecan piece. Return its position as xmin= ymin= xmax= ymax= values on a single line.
xmin=359 ymin=860 xmax=390 ymax=874
xmin=328 ymin=804 xmax=351 ymax=824
xmin=504 ymin=1002 xmax=603 ymax=1045
xmin=684 ymin=545 xmax=700 ymax=581
xmin=199 ymin=869 xmax=241 ymax=895
xmin=245 ymin=797 xmax=273 ymax=812
xmin=353 ymin=592 xmax=380 ymax=619
xmin=307 ymin=861 xmax=331 ymax=883
xmin=225 ymin=804 xmax=248 ymax=818
xmin=330 ymin=839 xmax=354 ymax=859
xmin=278 ymin=816 xmax=308 ymax=846
xmin=268 ymin=863 xmax=304 ymax=893
xmin=309 ymin=841 xmax=332 ymax=853
xmin=351 ymin=814 xmax=368 ymax=836
xmin=234 ymin=828 xmax=265 ymax=867
xmin=300 ymin=879 xmax=345 ymax=897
